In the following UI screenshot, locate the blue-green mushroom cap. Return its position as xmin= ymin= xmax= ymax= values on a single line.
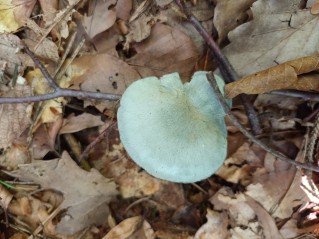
xmin=117 ymin=71 xmax=230 ymax=183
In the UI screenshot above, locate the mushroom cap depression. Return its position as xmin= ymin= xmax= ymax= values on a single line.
xmin=117 ymin=72 xmax=230 ymax=183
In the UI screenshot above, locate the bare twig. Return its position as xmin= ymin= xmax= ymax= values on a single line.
xmin=270 ymin=90 xmax=319 ymax=101
xmin=206 ymin=72 xmax=319 ymax=172
xmin=24 ymin=46 xmax=58 ymax=90
xmin=0 ymin=46 xmax=121 ymax=104
xmin=175 ymin=0 xmax=261 ymax=135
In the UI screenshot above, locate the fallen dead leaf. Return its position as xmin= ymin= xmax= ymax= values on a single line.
xmin=31 ymin=116 xmax=63 ymax=160
xmin=116 ymin=0 xmax=132 ymax=21
xmin=8 ymin=195 xmax=48 ymax=230
xmin=0 ymin=184 xmax=13 ymax=211
xmin=0 ymin=33 xmax=29 ymax=76
xmin=82 ymin=0 xmax=117 ymax=38
xmin=155 ymin=0 xmax=173 ymax=8
xmin=12 ymin=0 xmax=37 ymax=26
xmin=247 ymin=153 xmax=305 ymax=220
xmin=0 ymin=84 xmax=32 ymax=148
xmin=211 ymin=188 xmax=256 ymax=227
xmin=216 ymin=142 xmax=263 ymax=184
xmin=245 ymin=195 xmax=283 ymax=239
xmin=69 ymin=53 xmax=140 ymax=111
xmin=311 ymin=0 xmax=319 ymax=14
xmin=102 ymin=216 xmax=155 ymax=239
xmin=124 ymin=14 xmax=166 ymax=49
xmin=9 ymin=151 xmax=118 ymax=235
xmin=24 ymin=35 xmax=60 ymax=63
xmin=0 ymin=143 xmax=29 ymax=169
xmin=38 ymin=0 xmax=58 ymax=26
xmin=59 ymin=113 xmax=104 ymax=134
xmin=223 ymin=0 xmax=319 ymax=77
xmin=126 ymin=23 xmax=199 ymax=81
xmin=194 ymin=209 xmax=229 ymax=239
xmin=0 ymin=0 xmax=20 ymax=32
xmin=225 ymin=55 xmax=319 ymax=98
xmin=213 ymin=0 xmax=255 ymax=43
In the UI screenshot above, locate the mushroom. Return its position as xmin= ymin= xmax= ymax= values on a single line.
xmin=117 ymin=71 xmax=230 ymax=183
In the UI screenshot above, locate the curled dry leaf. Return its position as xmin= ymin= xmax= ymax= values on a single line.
xmin=0 ymin=184 xmax=13 ymax=211
xmin=0 ymin=85 xmax=32 ymax=148
xmin=225 ymin=54 xmax=319 ymax=98
xmin=223 ymin=0 xmax=319 ymax=77
xmin=69 ymin=53 xmax=140 ymax=111
xmin=0 ymin=143 xmax=30 ymax=169
xmin=194 ymin=209 xmax=229 ymax=239
xmin=103 ymin=216 xmax=155 ymax=239
xmin=9 ymin=151 xmax=118 ymax=235
xmin=127 ymin=23 xmax=199 ymax=81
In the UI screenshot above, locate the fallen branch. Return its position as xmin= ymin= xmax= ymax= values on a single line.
xmin=175 ymin=0 xmax=261 ymax=135
xmin=0 ymin=46 xmax=121 ymax=104
xmin=207 ymin=72 xmax=319 ymax=172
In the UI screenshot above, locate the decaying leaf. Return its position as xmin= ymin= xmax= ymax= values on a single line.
xmin=31 ymin=116 xmax=63 ymax=160
xmin=124 ymin=14 xmax=166 ymax=49
xmin=116 ymin=0 xmax=132 ymax=21
xmin=211 ymin=189 xmax=264 ymax=238
xmin=0 ymin=84 xmax=32 ymax=148
xmin=10 ymin=151 xmax=118 ymax=235
xmin=0 ymin=0 xmax=20 ymax=32
xmin=0 ymin=34 xmax=29 ymax=76
xmin=194 ymin=209 xmax=229 ymax=239
xmin=0 ymin=143 xmax=30 ymax=169
xmin=82 ymin=0 xmax=117 ymax=38
xmin=213 ymin=0 xmax=255 ymax=43
xmin=102 ymin=216 xmax=155 ymax=239
xmin=0 ymin=184 xmax=13 ymax=211
xmin=127 ymin=23 xmax=199 ymax=81
xmin=12 ymin=0 xmax=37 ymax=25
xmin=223 ymin=0 xmax=319 ymax=77
xmin=38 ymin=0 xmax=58 ymax=26
xmin=245 ymin=195 xmax=283 ymax=239
xmin=311 ymin=0 xmax=319 ymax=14
xmin=24 ymin=37 xmax=59 ymax=63
xmin=225 ymin=54 xmax=319 ymax=98
xmin=59 ymin=113 xmax=104 ymax=134
xmin=69 ymin=53 xmax=140 ymax=111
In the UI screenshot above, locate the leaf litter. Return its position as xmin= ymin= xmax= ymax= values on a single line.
xmin=0 ymin=0 xmax=319 ymax=238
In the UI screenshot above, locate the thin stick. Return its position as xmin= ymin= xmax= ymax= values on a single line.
xmin=0 ymin=46 xmax=121 ymax=104
xmin=24 ymin=46 xmax=58 ymax=90
xmin=175 ymin=0 xmax=261 ymax=135
xmin=0 ymin=88 xmax=121 ymax=104
xmin=270 ymin=90 xmax=319 ymax=101
xmin=206 ymin=72 xmax=319 ymax=172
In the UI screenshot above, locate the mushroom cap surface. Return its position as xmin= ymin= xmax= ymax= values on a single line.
xmin=117 ymin=71 xmax=229 ymax=183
